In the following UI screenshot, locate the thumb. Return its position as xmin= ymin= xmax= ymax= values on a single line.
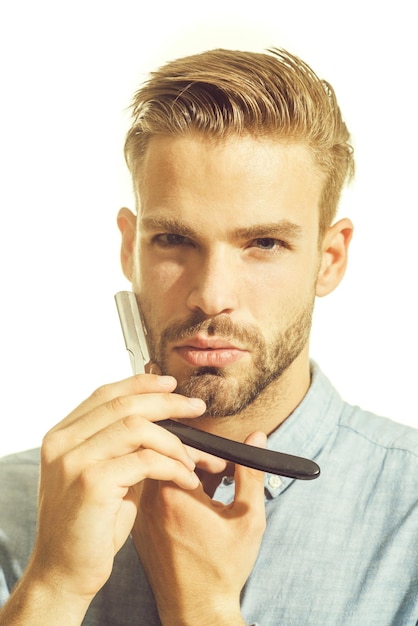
xmin=233 ymin=431 xmax=267 ymax=511
xmin=244 ymin=430 xmax=268 ymax=448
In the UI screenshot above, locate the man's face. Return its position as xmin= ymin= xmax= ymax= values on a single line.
xmin=131 ymin=134 xmax=325 ymax=417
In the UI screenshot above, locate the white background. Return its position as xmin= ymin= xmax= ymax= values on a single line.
xmin=0 ymin=1 xmax=416 ymax=457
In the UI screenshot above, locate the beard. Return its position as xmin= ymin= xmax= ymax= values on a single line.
xmin=144 ymin=298 xmax=314 ymax=418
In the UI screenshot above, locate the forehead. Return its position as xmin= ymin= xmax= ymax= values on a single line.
xmin=137 ymin=134 xmax=323 ymax=234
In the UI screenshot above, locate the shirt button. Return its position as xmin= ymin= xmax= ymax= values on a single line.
xmin=268 ymin=475 xmax=283 ymax=489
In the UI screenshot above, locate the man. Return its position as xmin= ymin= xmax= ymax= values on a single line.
xmin=0 ymin=48 xmax=417 ymax=625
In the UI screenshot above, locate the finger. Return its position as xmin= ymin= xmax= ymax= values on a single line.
xmin=186 ymin=446 xmax=228 ymax=474
xmin=72 ymin=393 xmax=205 ymax=438
xmin=43 ymin=393 xmax=206 ymax=460
xmin=233 ymin=431 xmax=267 ymax=513
xmin=71 ymin=418 xmax=197 ymax=471
xmin=50 ymin=374 xmax=178 ymax=432
xmin=83 ymin=390 xmax=204 ymax=432
xmin=75 ymin=448 xmax=200 ymax=497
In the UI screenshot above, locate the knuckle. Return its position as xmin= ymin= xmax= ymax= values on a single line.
xmin=40 ymin=441 xmax=78 ymax=483
xmin=119 ymin=413 xmax=140 ymax=432
xmin=78 ymin=463 xmax=99 ymax=492
xmin=90 ymin=382 xmax=113 ymax=404
xmin=159 ymin=391 xmax=188 ymax=414
xmin=59 ymin=449 xmax=78 ymax=478
xmin=106 ymin=394 xmax=129 ymax=415
xmin=158 ymin=393 xmax=176 ymax=414
xmin=41 ymin=430 xmax=64 ymax=464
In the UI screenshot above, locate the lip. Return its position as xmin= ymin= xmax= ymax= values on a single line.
xmin=173 ymin=335 xmax=248 ymax=368
xmin=175 ymin=335 xmax=241 ymax=350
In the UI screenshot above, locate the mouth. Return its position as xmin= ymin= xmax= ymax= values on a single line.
xmin=173 ymin=335 xmax=248 ymax=368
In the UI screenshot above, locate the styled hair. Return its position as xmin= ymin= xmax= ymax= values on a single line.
xmin=124 ymin=48 xmax=354 ymax=233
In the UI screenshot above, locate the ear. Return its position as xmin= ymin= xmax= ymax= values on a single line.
xmin=117 ymin=207 xmax=137 ymax=282
xmin=316 ymin=218 xmax=354 ymax=297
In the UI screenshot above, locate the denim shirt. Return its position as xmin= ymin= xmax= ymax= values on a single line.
xmin=1 ymin=363 xmax=417 ymax=625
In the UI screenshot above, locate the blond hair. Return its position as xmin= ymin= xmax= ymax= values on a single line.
xmin=124 ymin=48 xmax=354 ymax=233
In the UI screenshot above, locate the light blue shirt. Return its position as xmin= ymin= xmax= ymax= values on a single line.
xmin=1 ymin=363 xmax=417 ymax=624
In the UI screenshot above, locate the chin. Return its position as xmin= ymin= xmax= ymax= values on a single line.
xmin=176 ymin=368 xmax=257 ymax=418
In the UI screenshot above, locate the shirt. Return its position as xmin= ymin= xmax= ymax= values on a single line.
xmin=1 ymin=362 xmax=417 ymax=625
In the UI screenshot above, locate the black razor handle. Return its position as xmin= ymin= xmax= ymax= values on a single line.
xmin=158 ymin=419 xmax=320 ymax=480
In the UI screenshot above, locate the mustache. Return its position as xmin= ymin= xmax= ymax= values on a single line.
xmin=160 ymin=312 xmax=264 ymax=347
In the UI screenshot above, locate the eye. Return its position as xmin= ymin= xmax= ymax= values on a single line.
xmin=251 ymin=238 xmax=287 ymax=251
xmin=153 ymin=233 xmax=193 ymax=247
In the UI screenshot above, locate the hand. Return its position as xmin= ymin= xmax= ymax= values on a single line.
xmin=132 ymin=431 xmax=267 ymax=626
xmin=24 ymin=374 xmax=217 ymax=605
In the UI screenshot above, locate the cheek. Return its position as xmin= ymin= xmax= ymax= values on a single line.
xmin=251 ymin=265 xmax=317 ymax=325
xmin=139 ymin=257 xmax=188 ymax=316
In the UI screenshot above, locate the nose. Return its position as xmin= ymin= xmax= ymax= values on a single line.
xmin=186 ymin=247 xmax=239 ymax=316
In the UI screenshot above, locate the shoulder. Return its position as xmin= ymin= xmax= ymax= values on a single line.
xmin=310 ymin=362 xmax=418 ymax=458
xmin=307 ymin=363 xmax=418 ymax=492
xmin=329 ymin=403 xmax=418 ymax=501
xmin=339 ymin=403 xmax=418 ymax=457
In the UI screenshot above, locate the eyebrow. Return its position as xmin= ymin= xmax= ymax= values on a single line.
xmin=140 ymin=216 xmax=303 ymax=242
xmin=232 ymin=222 xmax=303 ymax=242
xmin=140 ymin=216 xmax=196 ymax=239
